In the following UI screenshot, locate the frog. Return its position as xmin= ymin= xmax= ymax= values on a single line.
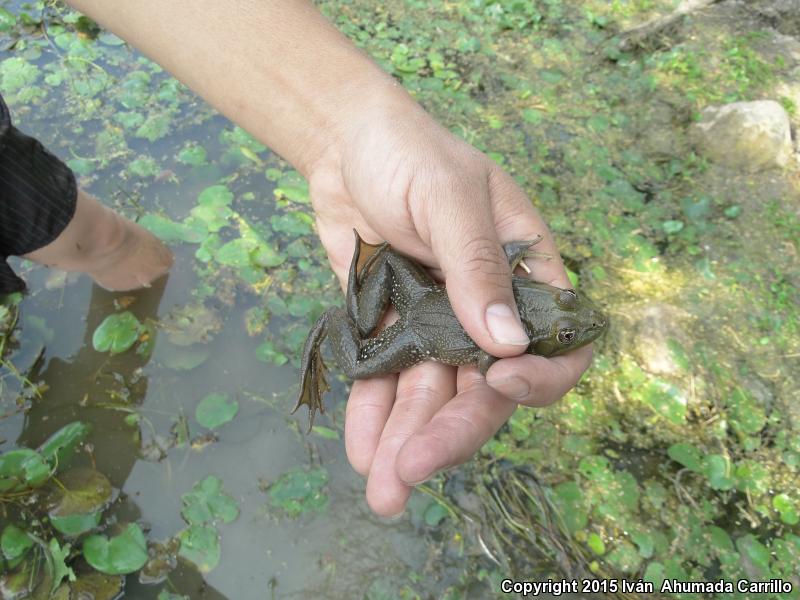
xmin=293 ymin=230 xmax=607 ymax=427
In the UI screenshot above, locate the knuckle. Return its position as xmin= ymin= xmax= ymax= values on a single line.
xmin=459 ymin=236 xmax=509 ymax=277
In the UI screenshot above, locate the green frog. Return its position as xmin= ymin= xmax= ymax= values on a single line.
xmin=293 ymin=231 xmax=607 ymax=427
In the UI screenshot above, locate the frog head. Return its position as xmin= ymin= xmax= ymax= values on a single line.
xmin=512 ymin=279 xmax=607 ymax=357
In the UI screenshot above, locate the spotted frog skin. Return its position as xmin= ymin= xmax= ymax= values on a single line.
xmin=293 ymin=231 xmax=607 ymax=427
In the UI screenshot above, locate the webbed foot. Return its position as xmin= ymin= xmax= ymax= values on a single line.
xmin=503 ymin=236 xmax=549 ymax=274
xmin=292 ymin=309 xmax=333 ymax=431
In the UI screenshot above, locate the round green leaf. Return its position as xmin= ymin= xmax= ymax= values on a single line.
xmin=2 ymin=525 xmax=33 ymax=562
xmin=177 ymin=144 xmax=207 ymax=166
xmin=176 ymin=524 xmax=220 ymax=573
xmin=38 ymin=421 xmax=91 ymax=469
xmin=195 ymin=393 xmax=238 ymax=430
xmin=180 ymin=475 xmax=239 ymax=525
xmin=92 ymin=312 xmax=143 ymax=354
xmin=48 ymin=468 xmax=113 ymax=537
xmin=267 ymin=467 xmax=328 ymax=517
xmin=197 ymin=184 xmax=233 ymax=207
xmin=82 ymin=524 xmax=148 ymax=575
xmin=0 ymin=449 xmax=51 ymax=492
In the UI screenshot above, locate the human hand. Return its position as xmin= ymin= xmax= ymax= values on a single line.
xmin=308 ymin=101 xmax=593 ymax=516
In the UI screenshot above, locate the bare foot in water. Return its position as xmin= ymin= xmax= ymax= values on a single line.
xmin=23 ymin=189 xmax=173 ymax=291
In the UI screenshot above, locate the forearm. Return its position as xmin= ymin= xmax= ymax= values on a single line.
xmin=67 ymin=0 xmax=413 ymax=176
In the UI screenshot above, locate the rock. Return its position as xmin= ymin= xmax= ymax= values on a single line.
xmin=689 ymin=100 xmax=793 ymax=172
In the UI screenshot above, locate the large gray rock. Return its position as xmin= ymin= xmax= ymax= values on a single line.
xmin=690 ymin=100 xmax=793 ymax=172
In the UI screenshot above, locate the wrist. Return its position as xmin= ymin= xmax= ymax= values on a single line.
xmin=303 ymin=77 xmax=423 ymax=189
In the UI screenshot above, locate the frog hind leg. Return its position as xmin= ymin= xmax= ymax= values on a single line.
xmin=347 ymin=230 xmax=390 ymax=337
xmin=293 ymin=307 xmax=337 ymax=431
xmin=293 ymin=307 xmax=421 ymax=431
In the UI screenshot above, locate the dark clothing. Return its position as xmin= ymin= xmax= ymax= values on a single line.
xmin=0 ymin=93 xmax=77 ymax=293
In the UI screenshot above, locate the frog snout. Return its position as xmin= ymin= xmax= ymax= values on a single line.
xmin=589 ymin=310 xmax=607 ymax=330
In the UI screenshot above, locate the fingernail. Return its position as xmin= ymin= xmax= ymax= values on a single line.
xmin=486 ymin=303 xmax=529 ymax=346
xmin=487 ymin=375 xmax=530 ymax=401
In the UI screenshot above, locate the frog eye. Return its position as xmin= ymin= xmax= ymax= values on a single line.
xmin=557 ymin=328 xmax=576 ymax=344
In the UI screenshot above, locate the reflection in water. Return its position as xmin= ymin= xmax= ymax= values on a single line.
xmin=13 ymin=276 xmax=229 ymax=599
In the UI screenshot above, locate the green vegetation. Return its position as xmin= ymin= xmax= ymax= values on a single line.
xmin=1 ymin=0 xmax=798 ymax=597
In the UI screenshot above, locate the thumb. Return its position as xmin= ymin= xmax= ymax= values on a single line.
xmin=429 ymin=190 xmax=529 ymax=359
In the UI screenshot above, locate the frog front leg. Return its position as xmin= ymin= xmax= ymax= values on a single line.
xmin=476 ymin=237 xmax=544 ymax=375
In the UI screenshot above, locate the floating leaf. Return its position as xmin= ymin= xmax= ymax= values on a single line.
xmin=215 ymin=239 xmax=252 ymax=268
xmin=180 ymin=475 xmax=239 ymax=525
xmin=92 ymin=312 xmax=144 ymax=354
xmin=270 ymin=212 xmax=313 ymax=236
xmin=129 ymin=156 xmax=160 ymax=178
xmin=161 ymin=303 xmax=222 ymax=346
xmin=49 ymin=539 xmax=76 ymax=592
xmin=273 ymin=170 xmax=309 ymax=203
xmin=66 ymin=157 xmax=94 ymax=176
xmin=48 ymin=468 xmax=112 ymax=537
xmin=198 ymin=184 xmax=233 ymax=207
xmin=159 ymin=344 xmax=210 ymax=371
xmin=38 ymin=421 xmax=91 ymax=469
xmin=68 ymin=570 xmax=124 ymax=600
xmin=177 ymin=144 xmax=207 ymax=166
xmin=114 ymin=111 xmax=144 ymax=131
xmin=135 ymin=113 xmax=171 ymax=142
xmin=252 ymin=241 xmax=285 ymax=268
xmin=255 ymin=340 xmax=288 ymax=365
xmin=1 ymin=525 xmax=33 ymax=563
xmin=267 ymin=467 xmax=328 ymax=517
xmin=139 ymin=215 xmax=205 ymax=243
xmin=82 ymin=524 xmax=149 ymax=575
xmin=139 ymin=539 xmax=178 ymax=585
xmin=195 ymin=394 xmax=239 ymax=430
xmin=0 ymin=57 xmax=40 ymax=95
xmin=0 ymin=449 xmax=51 ymax=492
xmin=176 ymin=525 xmax=220 ymax=573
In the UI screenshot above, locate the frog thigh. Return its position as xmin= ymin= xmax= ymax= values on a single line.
xmin=347 ymin=236 xmax=435 ymax=334
xmin=329 ymin=318 xmax=424 ymax=378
